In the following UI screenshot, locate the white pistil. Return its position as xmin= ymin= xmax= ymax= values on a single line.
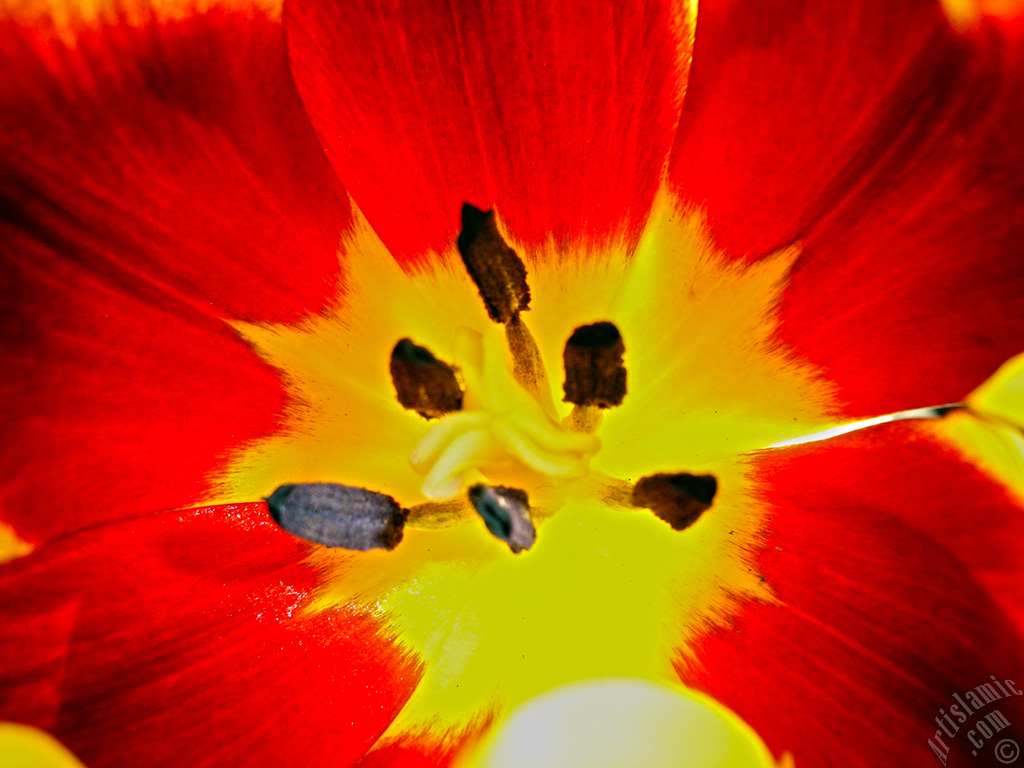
xmin=411 ymin=328 xmax=600 ymax=500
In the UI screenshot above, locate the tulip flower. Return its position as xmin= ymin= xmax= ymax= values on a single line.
xmin=2 ymin=0 xmax=1023 ymax=766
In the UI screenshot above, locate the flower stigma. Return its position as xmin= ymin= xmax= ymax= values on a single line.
xmin=408 ymin=325 xmax=600 ymax=502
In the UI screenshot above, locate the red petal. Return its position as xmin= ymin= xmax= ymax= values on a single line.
xmin=671 ymin=0 xmax=960 ymax=259
xmin=0 ymin=6 xmax=351 ymax=541
xmin=286 ymin=0 xmax=693 ymax=263
xmin=1 ymin=4 xmax=347 ymax=323
xmin=0 ymin=239 xmax=288 ymax=542
xmin=356 ymin=740 xmax=465 ymax=768
xmin=776 ymin=20 xmax=1024 ymax=415
xmin=681 ymin=423 xmax=1024 ymax=767
xmin=672 ymin=2 xmax=1024 ymax=414
xmin=0 ymin=504 xmax=419 ymax=768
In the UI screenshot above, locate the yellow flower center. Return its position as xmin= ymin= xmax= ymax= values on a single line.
xmin=209 ymin=187 xmax=838 ymax=751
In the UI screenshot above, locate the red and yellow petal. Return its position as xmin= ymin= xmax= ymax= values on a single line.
xmin=355 ymin=738 xmax=476 ymax=768
xmin=3 ymin=1 xmax=1024 ymax=766
xmin=680 ymin=422 xmax=1024 ymax=767
xmin=0 ymin=504 xmax=419 ymax=768
xmin=775 ymin=18 xmax=1024 ymax=415
xmin=672 ymin=0 xmax=1024 ymax=415
xmin=286 ymin=0 xmax=695 ymax=265
xmin=0 ymin=0 xmax=351 ymax=542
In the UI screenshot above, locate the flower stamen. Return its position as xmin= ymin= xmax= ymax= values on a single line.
xmin=265 ymin=482 xmax=408 ymax=550
xmin=468 ymin=483 xmax=536 ymax=553
xmin=457 ymin=203 xmax=530 ymax=325
xmin=390 ymin=338 xmax=464 ymax=419
xmin=457 ymin=203 xmax=555 ymax=417
xmin=631 ymin=473 xmax=718 ymax=531
xmin=562 ymin=321 xmax=627 ymax=432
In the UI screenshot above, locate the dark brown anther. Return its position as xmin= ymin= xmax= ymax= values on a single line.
xmin=467 ymin=484 xmax=536 ymax=554
xmin=562 ymin=321 xmax=627 ymax=408
xmin=631 ymin=473 xmax=717 ymax=531
xmin=457 ymin=203 xmax=531 ymax=324
xmin=266 ymin=483 xmax=408 ymax=550
xmin=390 ymin=338 xmax=463 ymax=419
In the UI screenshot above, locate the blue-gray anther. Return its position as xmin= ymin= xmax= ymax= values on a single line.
xmin=467 ymin=484 xmax=536 ymax=554
xmin=266 ymin=483 xmax=407 ymax=550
